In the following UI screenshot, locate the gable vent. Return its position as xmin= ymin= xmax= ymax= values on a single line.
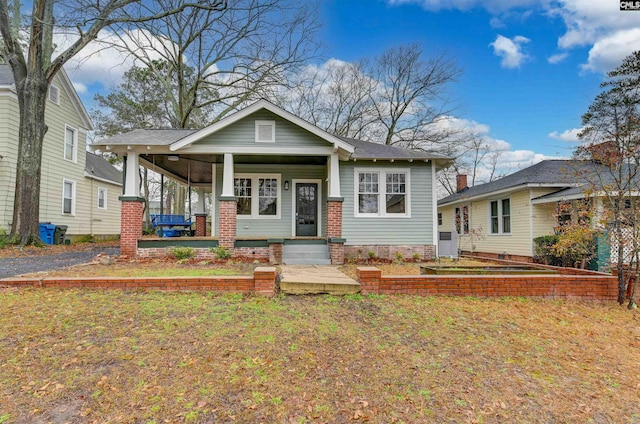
xmin=49 ymin=84 xmax=60 ymax=105
xmin=255 ymin=120 xmax=275 ymax=143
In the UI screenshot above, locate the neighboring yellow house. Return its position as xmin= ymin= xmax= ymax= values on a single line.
xmin=0 ymin=65 xmax=122 ymax=240
xmin=437 ymin=160 xmax=594 ymax=261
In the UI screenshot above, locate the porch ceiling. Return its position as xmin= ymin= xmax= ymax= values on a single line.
xmin=140 ymin=154 xmax=328 ymax=184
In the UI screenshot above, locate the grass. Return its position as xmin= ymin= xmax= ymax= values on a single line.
xmin=0 ymin=289 xmax=639 ymax=423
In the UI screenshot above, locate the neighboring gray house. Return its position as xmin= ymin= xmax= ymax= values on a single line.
xmin=0 ymin=65 xmax=122 ymax=240
xmin=92 ymin=100 xmax=452 ymax=263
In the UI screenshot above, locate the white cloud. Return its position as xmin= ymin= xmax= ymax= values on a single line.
xmin=387 ymin=0 xmax=537 ymax=13
xmin=55 ymin=29 xmax=176 ymax=90
xmin=548 ymin=127 xmax=583 ymax=142
xmin=489 ymin=35 xmax=530 ymax=69
xmin=547 ymin=52 xmax=568 ymax=64
xmin=580 ymin=28 xmax=640 ymax=73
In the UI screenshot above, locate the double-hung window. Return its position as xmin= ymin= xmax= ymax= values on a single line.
xmin=62 ymin=179 xmax=76 ymax=215
xmin=97 ymin=187 xmax=107 ymax=210
xmin=455 ymin=205 xmax=469 ymax=234
xmin=234 ymin=174 xmax=280 ymax=218
xmin=490 ymin=198 xmax=510 ymax=234
xmin=64 ymin=125 xmax=77 ymax=162
xmin=355 ymin=169 xmax=409 ymax=217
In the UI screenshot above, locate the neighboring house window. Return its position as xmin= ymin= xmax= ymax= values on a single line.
xmin=97 ymin=187 xmax=107 ymax=210
xmin=62 ymin=179 xmax=76 ymax=215
xmin=48 ymin=84 xmax=60 ymax=105
xmin=64 ymin=125 xmax=77 ymax=162
xmin=355 ymin=169 xmax=410 ymax=217
xmin=438 ymin=212 xmax=442 ymax=226
xmin=490 ymin=198 xmax=511 ymax=234
xmin=455 ymin=205 xmax=469 ymax=234
xmin=255 ymin=120 xmax=275 ymax=143
xmin=234 ymin=174 xmax=281 ymax=218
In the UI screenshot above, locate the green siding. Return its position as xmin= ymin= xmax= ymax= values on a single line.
xmin=194 ymin=110 xmax=331 ymax=149
xmin=214 ymin=164 xmax=327 ymax=238
xmin=340 ymin=161 xmax=435 ymax=245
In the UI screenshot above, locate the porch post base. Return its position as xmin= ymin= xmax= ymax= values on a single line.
xmin=119 ymin=196 xmax=145 ymax=257
xmin=268 ymin=239 xmax=284 ymax=265
xmin=218 ymin=199 xmax=237 ymax=250
xmin=195 ymin=213 xmax=208 ymax=237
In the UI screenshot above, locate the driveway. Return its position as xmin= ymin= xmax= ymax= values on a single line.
xmin=0 ymin=246 xmax=119 ymax=279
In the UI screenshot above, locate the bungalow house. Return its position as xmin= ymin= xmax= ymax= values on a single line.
xmin=0 ymin=65 xmax=122 ymax=240
xmin=91 ymin=100 xmax=452 ymax=264
xmin=437 ymin=160 xmax=601 ymax=262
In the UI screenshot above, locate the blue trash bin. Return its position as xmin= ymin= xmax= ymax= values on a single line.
xmin=39 ymin=223 xmax=56 ymax=245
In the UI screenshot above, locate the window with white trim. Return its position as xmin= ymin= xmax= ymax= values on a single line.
xmin=255 ymin=120 xmax=275 ymax=143
xmin=455 ymin=205 xmax=469 ymax=235
xmin=62 ymin=179 xmax=76 ymax=215
xmin=490 ymin=198 xmax=510 ymax=234
xmin=49 ymin=84 xmax=60 ymax=105
xmin=64 ymin=125 xmax=77 ymax=162
xmin=97 ymin=187 xmax=107 ymax=210
xmin=234 ymin=174 xmax=281 ymax=218
xmin=355 ymin=169 xmax=410 ymax=217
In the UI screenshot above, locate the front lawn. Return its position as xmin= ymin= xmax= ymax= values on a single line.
xmin=0 ymin=290 xmax=638 ymax=423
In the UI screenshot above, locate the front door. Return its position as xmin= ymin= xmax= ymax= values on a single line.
xmin=296 ymin=183 xmax=318 ymax=236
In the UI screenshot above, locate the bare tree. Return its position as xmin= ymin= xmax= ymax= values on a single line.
xmin=104 ymin=0 xmax=319 ymax=129
xmin=280 ymin=59 xmax=378 ymax=139
xmin=575 ymin=50 xmax=640 ymax=307
xmin=370 ymin=44 xmax=461 ymax=147
xmin=0 ymin=0 xmax=227 ymax=244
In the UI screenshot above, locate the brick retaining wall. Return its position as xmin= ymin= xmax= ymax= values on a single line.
xmin=357 ymin=267 xmax=618 ymax=300
xmin=1 ymin=267 xmax=277 ymax=296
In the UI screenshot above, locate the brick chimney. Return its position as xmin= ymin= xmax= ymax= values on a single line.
xmin=456 ymin=174 xmax=468 ymax=192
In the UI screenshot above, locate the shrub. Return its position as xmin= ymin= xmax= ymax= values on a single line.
xmin=210 ymin=246 xmax=232 ymax=260
xmin=395 ymin=251 xmax=403 ymax=263
xmin=412 ymin=253 xmax=421 ymax=260
xmin=170 ymin=246 xmax=196 ymax=260
xmin=367 ymin=251 xmax=376 ymax=259
xmin=533 ymin=235 xmax=561 ymax=266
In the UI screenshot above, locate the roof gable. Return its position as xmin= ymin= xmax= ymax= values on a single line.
xmin=0 ymin=65 xmax=92 ymax=130
xmin=169 ymin=99 xmax=354 ymax=154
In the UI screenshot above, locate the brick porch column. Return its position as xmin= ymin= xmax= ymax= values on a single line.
xmin=218 ymin=199 xmax=236 ymax=250
xmin=119 ymin=197 xmax=145 ymax=257
xmin=327 ymin=198 xmax=345 ymax=265
xmin=194 ymin=213 xmax=207 ymax=237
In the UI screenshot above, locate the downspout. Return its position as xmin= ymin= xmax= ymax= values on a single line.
xmin=432 ymin=162 xmax=438 ymax=257
xmin=529 ymin=189 xmax=534 ymax=258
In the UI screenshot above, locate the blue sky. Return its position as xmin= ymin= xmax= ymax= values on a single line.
xmin=66 ymin=0 xmax=640 ymax=176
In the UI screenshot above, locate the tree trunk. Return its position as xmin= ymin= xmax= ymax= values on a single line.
xmin=616 ymin=225 xmax=626 ymax=305
xmin=10 ymin=76 xmax=48 ymax=245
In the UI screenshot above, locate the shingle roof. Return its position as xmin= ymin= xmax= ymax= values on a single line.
xmin=95 ymin=128 xmax=197 ymax=146
xmin=85 ymin=152 xmax=122 ymax=185
xmin=438 ymin=160 xmax=600 ymax=205
xmin=94 ymin=128 xmax=453 ymax=162
xmin=338 ymin=136 xmax=451 ymax=161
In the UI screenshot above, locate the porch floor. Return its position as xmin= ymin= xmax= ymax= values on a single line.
xmin=279 ymin=265 xmax=360 ymax=295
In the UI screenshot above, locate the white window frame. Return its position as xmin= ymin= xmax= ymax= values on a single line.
xmin=64 ymin=125 xmax=78 ymax=163
xmin=48 ymin=84 xmax=60 ymax=105
xmin=455 ymin=204 xmax=469 ymax=235
xmin=255 ymin=120 xmax=275 ymax=143
xmin=353 ymin=168 xmax=411 ymax=218
xmin=234 ymin=173 xmax=281 ymax=219
xmin=489 ymin=197 xmax=511 ymax=235
xmin=62 ymin=179 xmax=76 ymax=216
xmin=97 ymin=187 xmax=107 ymax=210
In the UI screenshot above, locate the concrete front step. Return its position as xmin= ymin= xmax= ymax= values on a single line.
xmin=279 ymin=265 xmax=361 ymax=295
xmin=282 ymin=244 xmax=330 ymax=265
